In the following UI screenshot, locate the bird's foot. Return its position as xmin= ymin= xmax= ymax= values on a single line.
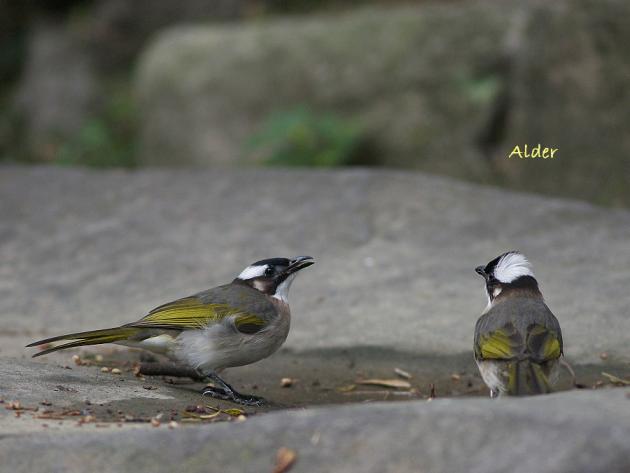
xmin=201 ymin=386 xmax=267 ymax=407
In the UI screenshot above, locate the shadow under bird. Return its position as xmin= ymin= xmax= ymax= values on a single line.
xmin=473 ymin=251 xmax=563 ymax=397
xmin=27 ymin=256 xmax=315 ymax=406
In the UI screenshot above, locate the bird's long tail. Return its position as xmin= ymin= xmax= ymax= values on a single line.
xmin=507 ymin=359 xmax=552 ymax=396
xmin=27 ymin=327 xmax=140 ymax=358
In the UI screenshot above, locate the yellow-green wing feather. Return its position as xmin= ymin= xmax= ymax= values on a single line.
xmin=477 ymin=323 xmax=522 ymax=359
xmin=476 ymin=322 xmax=561 ymax=361
xmin=526 ymin=324 xmax=562 ymax=360
xmin=128 ymin=296 xmax=267 ymax=333
xmin=129 ymin=297 xmax=238 ymax=329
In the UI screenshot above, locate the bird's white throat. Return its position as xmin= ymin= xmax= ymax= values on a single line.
xmin=483 ymin=286 xmax=503 ymax=314
xmin=273 ymin=273 xmax=297 ymax=303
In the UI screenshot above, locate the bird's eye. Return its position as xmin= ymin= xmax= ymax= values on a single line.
xmin=264 ymin=267 xmax=274 ymax=277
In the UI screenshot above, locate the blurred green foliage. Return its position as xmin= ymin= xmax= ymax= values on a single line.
xmin=55 ymin=84 xmax=137 ymax=168
xmin=247 ymin=107 xmax=365 ymax=167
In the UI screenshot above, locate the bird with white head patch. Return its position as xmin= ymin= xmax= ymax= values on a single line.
xmin=473 ymin=251 xmax=564 ymax=397
xmin=27 ymin=256 xmax=315 ymax=406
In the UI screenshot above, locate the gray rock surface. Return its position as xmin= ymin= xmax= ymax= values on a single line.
xmin=2 ymin=165 xmax=629 ymax=472
xmin=1 ymin=165 xmax=629 ymax=363
xmin=1 ymin=385 xmax=629 ymax=473
xmin=135 ymin=0 xmax=630 ymax=207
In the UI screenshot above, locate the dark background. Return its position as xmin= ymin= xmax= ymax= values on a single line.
xmin=1 ymin=0 xmax=628 ymax=207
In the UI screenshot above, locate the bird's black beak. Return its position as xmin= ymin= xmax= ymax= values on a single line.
xmin=475 ymin=266 xmax=486 ymax=278
xmin=284 ymin=256 xmax=315 ymax=275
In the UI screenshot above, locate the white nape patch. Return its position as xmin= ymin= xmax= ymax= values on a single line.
xmin=237 ymin=264 xmax=268 ymax=280
xmin=494 ymin=252 xmax=534 ymax=283
xmin=273 ymin=273 xmax=297 ymax=303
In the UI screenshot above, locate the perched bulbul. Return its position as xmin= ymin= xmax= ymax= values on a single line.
xmin=473 ymin=251 xmax=563 ymax=397
xmin=27 ymin=256 xmax=314 ymax=406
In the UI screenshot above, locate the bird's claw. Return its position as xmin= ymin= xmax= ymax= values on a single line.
xmin=201 ymin=386 xmax=267 ymax=407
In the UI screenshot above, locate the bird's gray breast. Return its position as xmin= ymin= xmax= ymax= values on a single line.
xmin=208 ymin=303 xmax=290 ymax=370
xmin=176 ymin=285 xmax=290 ymax=371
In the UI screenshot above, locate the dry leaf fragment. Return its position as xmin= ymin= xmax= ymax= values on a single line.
xmin=599 ymin=352 xmax=609 ymax=360
xmin=281 ymin=378 xmax=294 ymax=388
xmin=198 ymin=412 xmax=222 ymax=420
xmin=394 ymin=368 xmax=412 ymax=380
xmin=357 ymin=379 xmax=411 ymax=389
xmin=336 ymin=384 xmax=356 ymax=393
xmin=111 ymin=368 xmax=122 ymax=375
xmin=273 ymin=447 xmax=297 ymax=473
xmin=451 ymin=373 xmax=461 ymax=382
xmin=100 ymin=367 xmax=111 ymax=373
xmin=182 ymin=410 xmax=221 ymax=420
xmin=222 ymin=408 xmax=245 ymax=417
xmin=78 ymin=415 xmax=95 ymax=424
xmin=36 ymin=414 xmax=66 ymax=420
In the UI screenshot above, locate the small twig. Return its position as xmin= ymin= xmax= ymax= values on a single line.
xmin=136 ymin=362 xmax=206 ymax=381
xmin=601 ymin=372 xmax=630 ymax=386
xmin=394 ymin=368 xmax=412 ymax=380
xmin=560 ymin=358 xmax=586 ymax=389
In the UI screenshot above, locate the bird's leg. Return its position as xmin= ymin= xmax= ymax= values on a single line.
xmin=200 ymin=371 xmax=267 ymax=407
xmin=138 ymin=362 xmax=206 ymax=381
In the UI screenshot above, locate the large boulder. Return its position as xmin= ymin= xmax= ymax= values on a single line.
xmin=13 ymin=20 xmax=98 ymax=160
xmin=2 ymin=165 xmax=630 ymax=471
xmin=135 ymin=0 xmax=630 ymax=207
xmin=1 ymin=165 xmax=629 ymax=364
xmin=1 ymin=382 xmax=629 ymax=473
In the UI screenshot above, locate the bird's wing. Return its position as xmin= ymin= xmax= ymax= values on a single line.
xmin=524 ymin=324 xmax=562 ymax=362
xmin=474 ymin=321 xmax=522 ymax=360
xmin=127 ymin=295 xmax=266 ymax=332
xmin=475 ymin=320 xmax=561 ymax=362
